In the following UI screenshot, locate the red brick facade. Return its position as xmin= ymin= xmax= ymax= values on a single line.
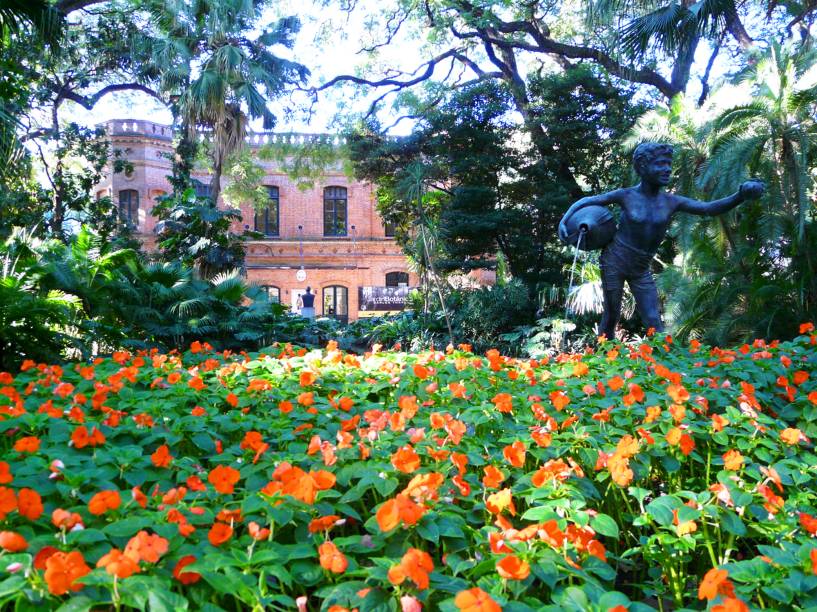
xmin=94 ymin=119 xmax=417 ymax=321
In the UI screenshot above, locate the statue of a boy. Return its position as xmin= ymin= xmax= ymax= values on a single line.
xmin=559 ymin=142 xmax=765 ymax=340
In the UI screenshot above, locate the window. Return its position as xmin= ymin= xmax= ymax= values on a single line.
xmin=323 ymin=285 xmax=348 ymax=323
xmin=254 ymin=186 xmax=279 ymax=236
xmin=384 ymin=221 xmax=396 ymax=237
xmin=323 ymin=186 xmax=347 ymax=236
xmin=385 ymin=272 xmax=409 ymax=287
xmin=260 ymin=285 xmax=280 ymax=303
xmin=193 ymin=179 xmax=212 ymax=199
xmin=118 ymin=190 xmax=139 ymax=225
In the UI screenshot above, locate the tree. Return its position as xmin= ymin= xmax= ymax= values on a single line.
xmin=630 ymin=42 xmax=817 ymax=343
xmin=348 ymin=66 xmax=641 ymax=288
xmin=152 ymin=188 xmax=252 ymax=279
xmin=140 ymin=0 xmax=309 ymax=204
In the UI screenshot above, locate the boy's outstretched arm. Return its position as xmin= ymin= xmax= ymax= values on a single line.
xmin=674 ymin=179 xmax=765 ymax=216
xmin=558 ymin=189 xmax=626 ymax=241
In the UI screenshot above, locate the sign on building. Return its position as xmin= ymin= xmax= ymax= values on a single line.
xmin=358 ymin=286 xmax=414 ymax=316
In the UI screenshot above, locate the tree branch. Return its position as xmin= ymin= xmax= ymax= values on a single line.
xmin=316 ymin=48 xmax=466 ymax=91
xmin=723 ymin=5 xmax=754 ymax=49
xmin=55 ymin=0 xmax=109 ymax=14
xmin=58 ymin=83 xmax=166 ymax=110
xmin=358 ymin=8 xmax=412 ymax=54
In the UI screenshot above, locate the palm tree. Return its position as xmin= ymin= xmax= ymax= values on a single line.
xmin=142 ymin=0 xmax=308 ymax=204
xmin=629 ymin=42 xmax=817 ymax=342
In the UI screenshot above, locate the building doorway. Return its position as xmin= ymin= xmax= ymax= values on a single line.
xmin=323 ymin=285 xmax=348 ymax=323
xmin=292 ymin=289 xmax=307 ymax=314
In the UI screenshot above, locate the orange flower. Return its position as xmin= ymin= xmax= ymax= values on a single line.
xmin=781 ymin=428 xmax=805 ymax=445
xmin=712 ymin=598 xmax=749 ymax=612
xmin=44 ymin=551 xmax=91 ymax=595
xmin=247 ymin=521 xmax=270 ymax=540
xmin=454 ymin=587 xmax=501 ymax=612
xmin=297 ymin=392 xmax=314 ymax=406
xmin=17 ymin=488 xmax=43 ymax=520
xmin=151 ymin=444 xmax=173 ymax=468
xmin=403 ymin=472 xmax=444 ymax=503
xmin=125 ymin=531 xmax=169 ymax=563
xmin=666 ymin=428 xmax=682 ymax=446
xmin=608 ymin=376 xmax=624 ymax=391
xmin=0 ymin=461 xmax=11 ymax=484
xmin=549 ymin=391 xmax=570 ymax=411
xmin=13 ymin=436 xmax=40 ymax=453
xmin=667 ymin=384 xmax=690 ymax=404
xmin=679 ymin=433 xmax=695 ymax=456
xmin=0 ymin=531 xmax=27 ymax=552
xmin=70 ymin=425 xmax=106 ymax=449
xmin=188 ymin=376 xmax=205 ymax=391
xmin=447 ymin=382 xmax=466 ymax=398
xmin=502 ymin=441 xmax=526 ymax=467
xmin=492 ymin=393 xmax=513 ymax=413
xmin=644 ymin=405 xmax=662 ymax=423
xmin=88 ymin=490 xmax=121 ymax=515
xmin=208 ymin=465 xmax=241 ymax=494
xmin=485 ymin=488 xmax=515 ymax=516
xmin=300 ymin=371 xmax=317 ymax=387
xmin=376 ymin=494 xmax=425 ymax=531
xmin=722 ymin=449 xmax=744 ymax=471
xmin=531 ymin=459 xmax=572 ymax=486
xmin=413 ymin=364 xmax=430 ymax=379
xmin=309 ymin=515 xmax=341 ymax=534
xmin=496 ymin=554 xmax=530 ymax=580
xmin=608 ymin=455 xmax=634 ymax=487
xmin=96 ymin=548 xmax=140 ymax=579
xmin=698 ymin=568 xmax=732 ymax=601
xmin=391 ymin=445 xmax=421 ymax=473
xmin=173 ymin=555 xmax=202 ymax=584
xmin=208 ymin=522 xmax=233 ymax=546
xmin=812 ymin=549 xmax=817 ymax=575
xmin=482 ymin=466 xmax=506 ymax=489
xmin=52 ymin=508 xmax=83 ymax=530
xmin=712 ymin=414 xmax=729 ymax=432
xmin=318 ymin=541 xmax=348 ymax=574
xmin=800 ymin=513 xmax=817 ymax=535
xmin=388 ymin=548 xmax=434 ymax=589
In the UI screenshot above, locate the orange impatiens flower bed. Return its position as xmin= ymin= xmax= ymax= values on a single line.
xmin=2 ymin=330 xmax=817 ymax=609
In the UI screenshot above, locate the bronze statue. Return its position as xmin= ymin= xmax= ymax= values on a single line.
xmin=558 ymin=142 xmax=765 ymax=340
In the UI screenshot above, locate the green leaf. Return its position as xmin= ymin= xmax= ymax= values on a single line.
xmin=103 ymin=517 xmax=152 ymax=538
xmin=590 ymin=513 xmax=620 ymax=539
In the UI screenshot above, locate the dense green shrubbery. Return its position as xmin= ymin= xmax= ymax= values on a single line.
xmin=0 ymin=226 xmax=299 ymax=369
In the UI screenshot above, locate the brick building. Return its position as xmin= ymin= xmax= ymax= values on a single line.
xmin=94 ymin=119 xmax=418 ymax=321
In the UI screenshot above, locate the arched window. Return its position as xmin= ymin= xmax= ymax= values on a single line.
xmin=384 ymin=221 xmax=396 ymax=237
xmin=118 ymin=190 xmax=139 ymax=226
xmin=323 ymin=285 xmax=348 ymax=323
xmin=323 ymin=186 xmax=347 ymax=236
xmin=254 ymin=186 xmax=279 ymax=236
xmin=260 ymin=285 xmax=280 ymax=303
xmin=385 ymin=271 xmax=409 ymax=287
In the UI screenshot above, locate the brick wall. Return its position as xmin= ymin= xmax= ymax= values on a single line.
xmin=96 ymin=120 xmax=418 ymax=321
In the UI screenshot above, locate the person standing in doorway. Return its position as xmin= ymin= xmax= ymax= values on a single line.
xmin=299 ymin=287 xmax=316 ymax=319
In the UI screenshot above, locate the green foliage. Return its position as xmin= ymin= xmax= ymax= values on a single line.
xmin=448 ymin=280 xmax=536 ymax=347
xmin=152 ymin=188 xmax=251 ymax=279
xmin=4 ymin=330 xmax=817 ymax=609
xmin=631 ymin=43 xmax=817 ymax=344
xmin=0 ymin=228 xmax=81 ymax=369
xmin=348 ymin=67 xmax=642 ymax=289
xmin=257 ymin=136 xmax=352 ymax=190
xmin=220 ymin=148 xmax=270 ymax=210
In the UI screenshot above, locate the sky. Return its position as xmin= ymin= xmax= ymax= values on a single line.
xmin=58 ymin=2 xmax=776 ymax=138
xmin=63 ymin=1 xmax=424 ymax=135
